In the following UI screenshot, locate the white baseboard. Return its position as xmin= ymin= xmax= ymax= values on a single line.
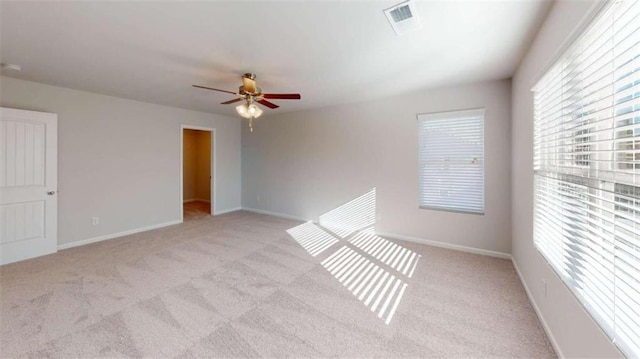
xmin=183 ymin=198 xmax=210 ymax=203
xmin=214 ymin=206 xmax=242 ymax=215
xmin=241 ymin=207 xmax=309 ymax=222
xmin=512 ymin=259 xmax=563 ymax=358
xmin=376 ymin=231 xmax=512 ymax=259
xmin=57 ymin=219 xmax=183 ymax=250
xmin=238 ymin=207 xmax=510 ymax=259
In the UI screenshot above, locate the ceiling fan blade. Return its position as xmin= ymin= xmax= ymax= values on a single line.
xmin=193 ymin=85 xmax=237 ymax=95
xmin=263 ymin=93 xmax=301 ymax=100
xmin=242 ymin=77 xmax=257 ymax=94
xmin=257 ymin=99 xmax=279 ymax=109
xmin=221 ymin=98 xmax=243 ymax=105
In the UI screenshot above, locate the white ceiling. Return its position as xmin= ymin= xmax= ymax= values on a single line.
xmin=0 ymin=1 xmax=552 ymax=117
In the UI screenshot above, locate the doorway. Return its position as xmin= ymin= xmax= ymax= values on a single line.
xmin=180 ymin=125 xmax=215 ymax=221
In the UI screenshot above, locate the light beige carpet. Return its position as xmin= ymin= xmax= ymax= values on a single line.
xmin=0 ymin=209 xmax=555 ymax=358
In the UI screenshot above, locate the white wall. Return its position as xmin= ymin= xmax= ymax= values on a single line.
xmin=0 ymin=76 xmax=241 ymax=246
xmin=242 ymin=79 xmax=512 ymax=255
xmin=511 ymin=1 xmax=623 ymax=357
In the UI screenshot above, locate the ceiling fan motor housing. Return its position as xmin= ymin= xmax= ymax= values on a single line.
xmin=239 ymin=85 xmax=262 ymax=97
xmin=242 ymin=73 xmax=259 ymax=95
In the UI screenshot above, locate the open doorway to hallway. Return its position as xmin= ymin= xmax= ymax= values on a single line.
xmin=181 ymin=126 xmax=213 ymax=221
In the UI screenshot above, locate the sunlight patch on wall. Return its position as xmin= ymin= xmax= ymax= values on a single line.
xmin=286 ymin=221 xmax=339 ymax=257
xmin=319 ymin=188 xmax=376 ymax=238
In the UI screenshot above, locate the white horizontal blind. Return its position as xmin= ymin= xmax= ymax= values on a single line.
xmin=533 ymin=0 xmax=640 ymax=357
xmin=418 ymin=109 xmax=485 ymax=214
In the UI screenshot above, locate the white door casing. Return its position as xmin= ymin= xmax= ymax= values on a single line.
xmin=0 ymin=107 xmax=57 ymax=265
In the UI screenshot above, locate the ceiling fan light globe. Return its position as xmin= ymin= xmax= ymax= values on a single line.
xmin=236 ymin=104 xmax=250 ymax=118
xmin=253 ymin=106 xmax=263 ymax=118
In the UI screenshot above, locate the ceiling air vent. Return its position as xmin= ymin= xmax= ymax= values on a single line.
xmin=384 ymin=0 xmax=421 ymax=36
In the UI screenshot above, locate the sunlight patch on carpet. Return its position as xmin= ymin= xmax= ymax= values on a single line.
xmin=286 ymin=188 xmax=420 ymax=325
xmin=286 ymin=221 xmax=339 ymax=257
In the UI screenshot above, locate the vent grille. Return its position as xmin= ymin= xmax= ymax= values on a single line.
xmin=384 ymin=1 xmax=421 ymax=36
xmin=389 ymin=5 xmax=412 ymax=22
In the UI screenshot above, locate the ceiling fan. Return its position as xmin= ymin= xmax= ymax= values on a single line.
xmin=193 ymin=73 xmax=301 ymax=132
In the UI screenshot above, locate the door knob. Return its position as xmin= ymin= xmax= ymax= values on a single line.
xmin=47 ymin=191 xmax=56 ymax=195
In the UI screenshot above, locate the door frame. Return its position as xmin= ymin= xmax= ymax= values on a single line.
xmin=180 ymin=125 xmax=216 ymax=221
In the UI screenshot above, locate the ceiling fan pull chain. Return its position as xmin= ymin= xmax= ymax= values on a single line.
xmin=249 ymin=118 xmax=254 ymax=132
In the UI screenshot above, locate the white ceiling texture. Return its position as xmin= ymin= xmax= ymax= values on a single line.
xmin=0 ymin=0 xmax=552 ymax=116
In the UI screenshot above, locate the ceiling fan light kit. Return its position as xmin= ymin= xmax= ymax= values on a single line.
xmin=235 ymin=102 xmax=263 ymax=119
xmin=193 ymin=73 xmax=301 ymax=132
xmin=235 ymin=101 xmax=263 ymax=132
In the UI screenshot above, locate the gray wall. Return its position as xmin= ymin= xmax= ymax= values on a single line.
xmin=0 ymin=76 xmax=241 ymax=246
xmin=242 ymin=79 xmax=512 ymax=255
xmin=511 ymin=1 xmax=623 ymax=357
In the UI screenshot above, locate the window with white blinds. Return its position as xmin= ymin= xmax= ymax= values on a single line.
xmin=417 ymin=109 xmax=485 ymax=214
xmin=532 ymin=0 xmax=640 ymax=357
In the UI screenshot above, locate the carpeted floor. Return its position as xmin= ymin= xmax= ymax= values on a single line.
xmin=0 ymin=209 xmax=555 ymax=358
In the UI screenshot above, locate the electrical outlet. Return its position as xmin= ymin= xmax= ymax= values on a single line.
xmin=92 ymin=217 xmax=99 ymax=225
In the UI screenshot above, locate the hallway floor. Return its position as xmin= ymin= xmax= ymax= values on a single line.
xmin=183 ymin=201 xmax=211 ymax=221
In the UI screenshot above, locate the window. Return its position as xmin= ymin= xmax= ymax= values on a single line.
xmin=417 ymin=108 xmax=485 ymax=214
xmin=533 ymin=1 xmax=640 ymax=356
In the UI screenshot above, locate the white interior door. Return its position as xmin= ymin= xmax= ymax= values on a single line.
xmin=0 ymin=107 xmax=57 ymax=265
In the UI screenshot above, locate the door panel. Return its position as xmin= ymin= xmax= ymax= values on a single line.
xmin=1 ymin=120 xmax=46 ymax=187
xmin=0 ymin=108 xmax=57 ymax=265
xmin=1 ymin=201 xmax=45 ymax=244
